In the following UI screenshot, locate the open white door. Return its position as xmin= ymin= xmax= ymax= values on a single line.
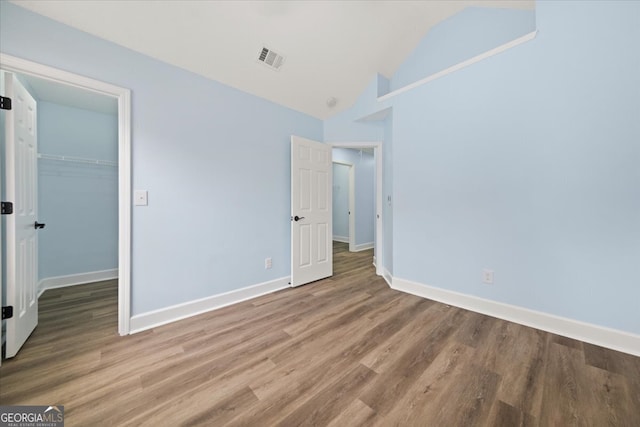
xmin=4 ymin=73 xmax=39 ymax=358
xmin=291 ymin=135 xmax=332 ymax=287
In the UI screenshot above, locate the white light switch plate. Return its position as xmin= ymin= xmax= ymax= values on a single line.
xmin=134 ymin=190 xmax=148 ymax=206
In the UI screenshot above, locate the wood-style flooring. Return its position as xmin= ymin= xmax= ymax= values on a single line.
xmin=1 ymin=241 xmax=639 ymax=426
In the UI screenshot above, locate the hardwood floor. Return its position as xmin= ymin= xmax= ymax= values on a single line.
xmin=2 ymin=241 xmax=639 ymax=426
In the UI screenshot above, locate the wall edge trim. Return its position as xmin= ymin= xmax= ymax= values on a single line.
xmin=354 ymin=242 xmax=374 ymax=252
xmin=38 ymin=269 xmax=119 ymax=296
xmin=382 ymin=267 xmax=393 ymax=287
xmin=391 ymin=277 xmax=640 ymax=357
xmin=129 ymin=276 xmax=291 ymax=333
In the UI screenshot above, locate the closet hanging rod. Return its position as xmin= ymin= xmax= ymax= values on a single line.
xmin=37 ymin=153 xmax=117 ymax=167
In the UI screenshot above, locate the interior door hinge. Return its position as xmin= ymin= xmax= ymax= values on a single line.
xmin=0 ymin=96 xmax=12 ymax=110
xmin=2 ymin=306 xmax=13 ymax=320
xmin=1 ymin=201 xmax=13 ymax=215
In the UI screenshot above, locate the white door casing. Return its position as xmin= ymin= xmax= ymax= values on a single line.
xmin=291 ymin=135 xmax=332 ymax=287
xmin=0 ymin=53 xmax=132 ymax=337
xmin=4 ymin=73 xmax=39 ymax=358
xmin=347 ymin=163 xmax=355 ymax=253
xmin=330 ymin=142 xmax=383 ymax=277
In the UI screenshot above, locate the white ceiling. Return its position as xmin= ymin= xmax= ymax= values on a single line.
xmin=11 ymin=0 xmax=534 ymax=119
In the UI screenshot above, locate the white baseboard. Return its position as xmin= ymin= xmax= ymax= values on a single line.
xmin=382 ymin=267 xmax=393 ymax=287
xmin=354 ymin=242 xmax=374 ymax=252
xmin=130 ymin=276 xmax=291 ymax=334
xmin=372 ymin=256 xmax=377 ymax=268
xmin=333 ymin=236 xmax=349 ymax=243
xmin=391 ymin=277 xmax=640 ymax=357
xmin=38 ymin=269 xmax=118 ymax=297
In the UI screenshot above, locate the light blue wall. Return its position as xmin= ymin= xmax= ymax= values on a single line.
xmin=325 ymin=2 xmax=640 ymax=335
xmin=393 ymin=0 xmax=640 ymax=335
xmin=330 ymin=1 xmax=640 ymax=335
xmin=390 ymin=7 xmax=536 ymax=92
xmin=332 ymin=163 xmax=349 ymax=240
xmin=332 ymin=148 xmax=375 ymax=247
xmin=324 ymin=77 xmax=385 ymax=143
xmin=0 ymin=3 xmax=323 ymax=315
xmin=38 ymin=101 xmax=118 ymax=279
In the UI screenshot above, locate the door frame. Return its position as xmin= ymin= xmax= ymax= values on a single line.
xmin=0 ymin=53 xmax=132 ymax=336
xmin=332 ymin=160 xmax=355 ymax=252
xmin=330 ymin=142 xmax=382 ymax=276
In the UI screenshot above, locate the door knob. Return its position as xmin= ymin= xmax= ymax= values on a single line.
xmin=34 ymin=221 xmax=46 ymax=229
xmin=294 ymin=216 xmax=305 ymax=222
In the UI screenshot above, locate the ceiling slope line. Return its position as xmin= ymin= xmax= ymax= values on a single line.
xmin=378 ymin=30 xmax=538 ymax=102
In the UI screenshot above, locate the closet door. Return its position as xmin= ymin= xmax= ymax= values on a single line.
xmin=4 ymin=72 xmax=40 ymax=359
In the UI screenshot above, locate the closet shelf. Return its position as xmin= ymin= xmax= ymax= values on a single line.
xmin=38 ymin=153 xmax=117 ymax=167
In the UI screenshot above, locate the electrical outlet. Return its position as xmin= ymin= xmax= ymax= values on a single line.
xmin=482 ymin=269 xmax=494 ymax=284
xmin=265 ymin=257 xmax=272 ymax=269
xmin=134 ymin=190 xmax=148 ymax=206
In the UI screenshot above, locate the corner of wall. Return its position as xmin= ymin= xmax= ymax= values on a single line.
xmin=377 ymin=73 xmax=390 ymax=98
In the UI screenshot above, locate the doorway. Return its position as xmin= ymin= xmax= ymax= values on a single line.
xmin=21 ymin=74 xmax=119 ymax=297
xmin=290 ymin=137 xmax=383 ymax=287
xmin=0 ymin=53 xmax=131 ymax=359
xmin=330 ymin=142 xmax=383 ymax=276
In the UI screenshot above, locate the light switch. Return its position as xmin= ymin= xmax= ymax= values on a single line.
xmin=134 ymin=190 xmax=148 ymax=206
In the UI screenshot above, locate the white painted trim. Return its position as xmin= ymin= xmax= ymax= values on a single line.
xmin=333 ymin=236 xmax=349 ymax=243
xmin=392 ymin=277 xmax=640 ymax=357
xmin=130 ymin=276 xmax=290 ymax=333
xmin=382 ymin=267 xmax=393 ymax=287
xmin=348 ymin=163 xmax=355 ymax=252
xmin=378 ymin=30 xmax=538 ymax=102
xmin=354 ymin=242 xmax=374 ymax=252
xmin=38 ymin=269 xmax=118 ymax=296
xmin=330 ymin=142 xmax=383 ymax=277
xmin=1 ymin=53 xmax=132 ymax=336
xmin=375 ymin=145 xmax=383 ymax=276
xmin=118 ymin=80 xmax=132 ymax=336
xmin=372 ymin=256 xmax=376 ymax=267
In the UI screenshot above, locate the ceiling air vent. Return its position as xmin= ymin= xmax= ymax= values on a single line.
xmin=258 ymin=46 xmax=285 ymax=71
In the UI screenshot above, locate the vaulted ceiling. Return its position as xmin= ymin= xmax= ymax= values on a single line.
xmin=11 ymin=0 xmax=534 ymax=119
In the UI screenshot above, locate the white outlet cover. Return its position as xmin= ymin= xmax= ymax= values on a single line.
xmin=482 ymin=269 xmax=494 ymax=284
xmin=134 ymin=190 xmax=148 ymax=206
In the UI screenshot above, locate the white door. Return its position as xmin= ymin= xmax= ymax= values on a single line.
xmin=291 ymin=135 xmax=332 ymax=287
xmin=4 ymin=73 xmax=39 ymax=358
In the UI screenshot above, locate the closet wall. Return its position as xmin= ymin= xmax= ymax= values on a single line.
xmin=332 ymin=162 xmax=350 ymax=242
xmin=38 ymin=101 xmax=118 ymax=286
